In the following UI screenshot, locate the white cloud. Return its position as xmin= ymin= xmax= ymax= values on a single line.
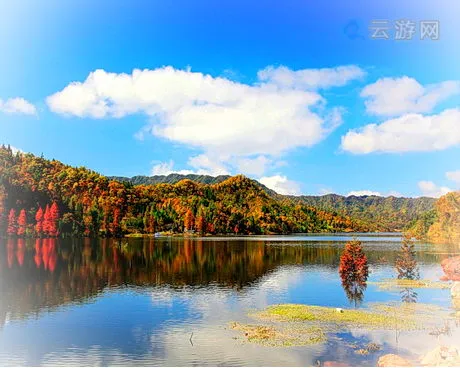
xmin=235 ymin=155 xmax=272 ymax=177
xmin=46 ymin=66 xmax=361 ymax=175
xmin=361 ymin=77 xmax=460 ymax=116
xmin=151 ymin=160 xmax=196 ymax=176
xmin=187 ymin=154 xmax=230 ymax=175
xmin=418 ymin=180 xmax=451 ymax=198
xmin=0 ymin=97 xmax=37 ymax=115
xmin=258 ymin=175 xmax=301 ymax=195
xmin=258 ymin=65 xmax=365 ymax=90
xmin=446 ymin=170 xmax=460 ymax=186
xmin=347 ymin=190 xmax=382 ymax=196
xmin=318 ymin=188 xmax=334 ymax=195
xmin=151 ymin=157 xmax=230 ymax=177
xmin=10 ymin=146 xmax=23 ymax=155
xmin=341 ymin=108 xmax=460 ymax=154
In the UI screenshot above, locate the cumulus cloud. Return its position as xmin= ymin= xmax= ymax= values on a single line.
xmin=0 ymin=97 xmax=37 ymax=115
xmin=446 ymin=170 xmax=460 ymax=186
xmin=258 ymin=175 xmax=301 ymax=195
xmin=341 ymin=108 xmax=460 ymax=154
xmin=347 ymin=190 xmax=382 ymax=196
xmin=151 ymin=157 xmax=230 ymax=177
xmin=187 ymin=154 xmax=230 ymax=175
xmin=235 ymin=155 xmax=272 ymax=177
xmin=418 ymin=180 xmax=451 ymax=198
xmin=361 ymin=77 xmax=460 ymax=116
xmin=151 ymin=160 xmax=196 ymax=176
xmin=258 ymin=65 xmax=365 ymax=90
xmin=46 ymin=65 xmax=362 ymax=176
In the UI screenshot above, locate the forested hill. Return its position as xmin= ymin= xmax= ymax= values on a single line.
xmin=110 ymin=174 xmax=278 ymax=196
xmin=112 ymin=174 xmax=436 ymax=232
xmin=289 ymin=194 xmax=436 ymax=231
xmin=0 ymin=145 xmax=361 ymax=237
xmin=407 ymin=191 xmax=460 ymax=245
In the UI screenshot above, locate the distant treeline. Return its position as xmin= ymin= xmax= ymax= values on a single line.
xmin=0 ymin=145 xmax=360 ymax=237
xmin=407 ymin=191 xmax=460 ymax=245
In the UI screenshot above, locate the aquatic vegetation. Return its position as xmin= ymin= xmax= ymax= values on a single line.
xmin=234 ymin=301 xmax=455 ymax=347
xmin=229 ymin=322 xmax=326 ymax=347
xmin=251 ymin=302 xmax=455 ymax=331
xmin=252 ymin=304 xmax=419 ymax=330
xmin=369 ymin=278 xmax=450 ymax=290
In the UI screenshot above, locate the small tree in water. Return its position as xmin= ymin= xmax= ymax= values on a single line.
xmin=339 ymin=240 xmax=369 ymax=306
xmin=396 ymin=236 xmax=419 ymax=303
xmin=396 ymin=236 xmax=419 ymax=280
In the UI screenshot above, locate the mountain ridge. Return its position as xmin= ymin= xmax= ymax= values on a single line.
xmin=110 ymin=173 xmax=437 ymax=231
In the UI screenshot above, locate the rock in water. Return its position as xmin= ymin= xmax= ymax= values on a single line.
xmin=377 ymin=354 xmax=412 ymax=367
xmin=420 ymin=345 xmax=460 ymax=366
xmin=441 ymin=256 xmax=460 ymax=281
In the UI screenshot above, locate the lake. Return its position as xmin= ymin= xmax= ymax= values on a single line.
xmin=0 ymin=233 xmax=459 ymax=366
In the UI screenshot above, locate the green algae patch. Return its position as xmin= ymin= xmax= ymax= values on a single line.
xmin=229 ymin=321 xmax=326 ymax=347
xmin=369 ymin=278 xmax=451 ymax=291
xmin=251 ymin=304 xmax=419 ymax=330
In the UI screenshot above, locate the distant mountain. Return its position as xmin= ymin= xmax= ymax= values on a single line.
xmin=109 ymin=174 xmax=278 ymax=196
xmin=0 ymin=146 xmax=357 ymax=236
xmin=289 ymin=194 xmax=436 ymax=232
xmin=408 ymin=191 xmax=460 ymax=245
xmin=110 ymin=173 xmax=231 ymax=186
xmin=111 ymin=174 xmax=436 ymax=232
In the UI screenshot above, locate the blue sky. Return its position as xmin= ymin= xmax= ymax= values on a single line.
xmin=0 ymin=0 xmax=459 ymax=197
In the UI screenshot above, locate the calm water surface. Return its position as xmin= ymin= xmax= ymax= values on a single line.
xmin=0 ymin=234 xmax=459 ymax=366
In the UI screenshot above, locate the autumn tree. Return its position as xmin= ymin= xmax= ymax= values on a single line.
xmin=17 ymin=209 xmax=27 ymax=236
xmin=43 ymin=204 xmax=51 ymax=235
xmin=184 ymin=209 xmax=194 ymax=231
xmin=196 ymin=214 xmax=206 ymax=234
xmin=7 ymin=209 xmax=16 ymax=236
xmin=35 ymin=206 xmax=44 ymax=236
xmin=395 ymin=236 xmax=419 ymax=280
xmin=339 ymin=240 xmax=369 ymax=306
xmin=48 ymin=202 xmax=60 ymax=237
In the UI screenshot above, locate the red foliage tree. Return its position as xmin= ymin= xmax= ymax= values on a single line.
xmin=339 ymin=240 xmax=369 ymax=305
xmin=17 ymin=209 xmax=27 ymax=236
xmin=184 ymin=210 xmax=194 ymax=231
xmin=48 ymin=202 xmax=60 ymax=237
xmin=43 ymin=204 xmax=51 ymax=235
xmin=7 ymin=208 xmax=16 ymax=235
xmin=35 ymin=206 xmax=44 ymax=236
xmin=339 ymin=240 xmax=369 ymax=282
xmin=196 ymin=215 xmax=206 ymax=234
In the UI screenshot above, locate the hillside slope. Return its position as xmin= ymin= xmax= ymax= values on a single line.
xmin=0 ymin=145 xmax=360 ymax=237
xmin=109 ymin=175 xmax=436 ymax=231
xmin=290 ymin=194 xmax=436 ymax=231
xmin=408 ymin=191 xmax=460 ymax=245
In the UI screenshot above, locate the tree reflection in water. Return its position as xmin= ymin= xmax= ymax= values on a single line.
xmin=396 ymin=236 xmax=420 ymax=303
xmin=339 ymin=240 xmax=369 ymax=307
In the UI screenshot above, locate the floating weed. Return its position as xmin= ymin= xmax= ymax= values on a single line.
xmin=252 ymin=304 xmax=419 ymax=330
xmin=229 ymin=321 xmax=326 ymax=347
xmin=369 ymin=278 xmax=451 ymax=290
